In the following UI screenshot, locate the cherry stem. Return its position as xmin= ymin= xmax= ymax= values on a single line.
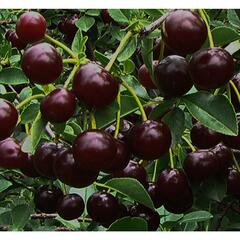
xmin=114 ymin=92 xmax=121 ymax=138
xmin=16 ymin=94 xmax=45 ymax=110
xmin=63 ymin=58 xmax=79 ymax=64
xmin=229 ymin=80 xmax=240 ymax=104
xmin=182 ymin=135 xmax=196 ymax=151
xmin=90 ymin=111 xmax=97 ymax=129
xmin=198 ymin=9 xmax=214 ymax=48
xmin=227 ymin=83 xmax=232 ymax=102
xmin=25 ymin=124 xmax=29 ymax=134
xmin=83 ymin=108 xmax=88 ymax=131
xmin=105 ymin=31 xmax=133 ymax=72
xmin=63 ymin=63 xmax=80 ymax=89
xmin=45 ymin=34 xmax=77 ymax=59
xmin=152 ymin=160 xmax=158 ymax=182
xmin=232 ymin=154 xmax=240 ymax=173
xmin=169 ymin=148 xmax=174 ymax=169
xmin=121 ymin=81 xmax=147 ymax=121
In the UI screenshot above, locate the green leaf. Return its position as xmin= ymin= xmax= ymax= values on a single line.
xmin=104 ymin=177 xmax=155 ymax=209
xmin=179 ymin=211 xmax=213 ymax=224
xmin=71 ymin=30 xmax=88 ymax=55
xmin=56 ymin=216 xmax=80 ymax=230
xmin=0 ymin=67 xmax=29 ymax=85
xmin=144 ymin=9 xmax=165 ymax=18
xmin=11 ymin=204 xmax=32 ymax=230
xmin=0 ymin=92 xmax=17 ymax=102
xmin=182 ymin=91 xmax=238 ymax=136
xmin=108 ymin=9 xmax=129 ymax=24
xmin=76 ymin=16 xmax=95 ymax=32
xmin=20 ymin=103 xmax=40 ymax=124
xmin=123 ymin=59 xmax=135 ymax=74
xmin=0 ymin=179 xmax=12 ymax=192
xmin=227 ymin=10 xmax=240 ymax=29
xmin=85 ymin=9 xmax=101 ymax=17
xmin=225 ymin=40 xmax=240 ymax=55
xmin=108 ymin=217 xmax=148 ymax=231
xmin=21 ymin=135 xmax=33 ymax=153
xmin=19 ymin=87 xmax=32 ymax=102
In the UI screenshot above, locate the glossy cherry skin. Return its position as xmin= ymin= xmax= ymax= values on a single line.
xmin=0 ymin=138 xmax=28 ymax=169
xmin=114 ymin=160 xmax=148 ymax=187
xmin=33 ymin=142 xmax=64 ymax=178
xmin=21 ymin=43 xmax=63 ymax=85
xmin=230 ymin=73 xmax=240 ymax=112
xmin=63 ymin=15 xmax=79 ymax=36
xmin=189 ymin=48 xmax=234 ymax=90
xmin=0 ymin=99 xmax=18 ymax=140
xmin=190 ymin=122 xmax=223 ymax=149
xmin=40 ymin=88 xmax=77 ymax=123
xmin=5 ymin=29 xmax=27 ymax=50
xmin=128 ymin=120 xmax=171 ymax=161
xmin=73 ymin=130 xmax=117 ymax=172
xmin=154 ymin=55 xmax=193 ymax=98
xmin=72 ymin=62 xmax=119 ymax=109
xmin=227 ymin=168 xmax=240 ymax=200
xmin=54 ymin=147 xmax=99 ymax=188
xmin=102 ymin=139 xmax=130 ymax=173
xmin=162 ymin=10 xmax=207 ymax=55
xmin=57 ymin=194 xmax=85 ymax=220
xmin=129 ymin=205 xmax=160 ymax=231
xmin=21 ymin=154 xmax=40 ymax=178
xmin=102 ymin=9 xmax=114 ymax=24
xmin=87 ymin=192 xmax=121 ymax=224
xmin=138 ymin=61 xmax=158 ymax=89
xmin=34 ymin=185 xmax=63 ymax=213
xmin=147 ymin=182 xmax=163 ymax=208
xmin=16 ymin=11 xmax=46 ymax=44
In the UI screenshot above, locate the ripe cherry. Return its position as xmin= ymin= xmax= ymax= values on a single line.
xmin=101 ymin=9 xmax=114 ymax=24
xmin=227 ymin=168 xmax=240 ymax=200
xmin=0 ymin=99 xmax=18 ymax=140
xmin=128 ymin=120 xmax=171 ymax=161
xmin=33 ymin=142 xmax=64 ymax=178
xmin=72 ymin=62 xmax=119 ymax=109
xmin=5 ymin=29 xmax=27 ymax=50
xmin=230 ymin=73 xmax=240 ymax=112
xmin=190 ymin=122 xmax=223 ymax=149
xmin=40 ymin=88 xmax=77 ymax=123
xmin=162 ymin=10 xmax=207 ymax=54
xmin=63 ymin=15 xmax=79 ymax=37
xmin=16 ymin=11 xmax=46 ymax=44
xmin=129 ymin=205 xmax=160 ymax=231
xmin=154 ymin=55 xmax=193 ymax=98
xmin=34 ymin=185 xmax=63 ymax=213
xmin=114 ymin=160 xmax=148 ymax=187
xmin=0 ymin=138 xmax=28 ymax=169
xmin=54 ymin=147 xmax=99 ymax=188
xmin=21 ymin=43 xmax=63 ymax=85
xmin=189 ymin=47 xmax=234 ymax=90
xmin=73 ymin=130 xmax=117 ymax=172
xmin=147 ymin=182 xmax=163 ymax=208
xmin=21 ymin=154 xmax=40 ymax=178
xmin=57 ymin=194 xmax=85 ymax=220
xmin=138 ymin=61 xmax=158 ymax=89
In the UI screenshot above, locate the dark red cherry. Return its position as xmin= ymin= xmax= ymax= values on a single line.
xmin=190 ymin=122 xmax=223 ymax=149
xmin=16 ymin=11 xmax=46 ymax=44
xmin=40 ymin=88 xmax=77 ymax=123
xmin=57 ymin=194 xmax=84 ymax=220
xmin=101 ymin=9 xmax=114 ymax=24
xmin=5 ymin=29 xmax=14 ymax=41
xmin=230 ymin=73 xmax=240 ymax=112
xmin=33 ymin=142 xmax=64 ymax=178
xmin=189 ymin=47 xmax=234 ymax=90
xmin=54 ymin=147 xmax=99 ymax=188
xmin=147 ymin=182 xmax=163 ymax=208
xmin=73 ymin=130 xmax=117 ymax=171
xmin=129 ymin=205 xmax=160 ymax=231
xmin=162 ymin=10 xmax=207 ymax=54
xmin=63 ymin=15 xmax=79 ymax=37
xmin=72 ymin=62 xmax=119 ymax=109
xmin=87 ymin=192 xmax=121 ymax=224
xmin=34 ymin=185 xmax=63 ymax=213
xmin=0 ymin=99 xmax=18 ymax=140
xmin=21 ymin=43 xmax=63 ymax=85
xmin=5 ymin=29 xmax=27 ymax=50
xmin=0 ymin=138 xmax=28 ymax=169
xmin=128 ymin=120 xmax=171 ymax=161
xmin=227 ymin=168 xmax=240 ymax=200
xmin=138 ymin=61 xmax=158 ymax=89
xmin=154 ymin=55 xmax=193 ymax=98
xmin=21 ymin=154 xmax=40 ymax=178
xmin=114 ymin=160 xmax=148 ymax=187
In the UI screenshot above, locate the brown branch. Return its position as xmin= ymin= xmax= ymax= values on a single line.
xmin=0 ymin=19 xmax=15 ymax=25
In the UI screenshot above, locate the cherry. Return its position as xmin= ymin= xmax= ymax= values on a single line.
xmin=114 ymin=160 xmax=148 ymax=187
xmin=33 ymin=142 xmax=64 ymax=178
xmin=72 ymin=62 xmax=119 ymax=109
xmin=101 ymin=9 xmax=114 ymax=24
xmin=0 ymin=138 xmax=28 ymax=169
xmin=5 ymin=29 xmax=27 ymax=50
xmin=16 ymin=11 xmax=46 ymax=44
xmin=40 ymin=88 xmax=77 ymax=123
xmin=21 ymin=43 xmax=63 ymax=85
xmin=147 ymin=182 xmax=163 ymax=208
xmin=230 ymin=73 xmax=240 ymax=112
xmin=190 ymin=122 xmax=223 ymax=149
xmin=54 ymin=147 xmax=99 ymax=188
xmin=57 ymin=194 xmax=85 ymax=220
xmin=0 ymin=99 xmax=18 ymax=140
xmin=129 ymin=205 xmax=160 ymax=231
xmin=73 ymin=130 xmax=117 ymax=172
xmin=162 ymin=10 xmax=207 ymax=54
xmin=138 ymin=61 xmax=158 ymax=89
xmin=102 ymin=139 xmax=130 ymax=173
xmin=63 ymin=15 xmax=79 ymax=37
xmin=21 ymin=154 xmax=40 ymax=178
xmin=87 ymin=192 xmax=121 ymax=224
xmin=227 ymin=168 xmax=240 ymax=200
xmin=34 ymin=185 xmax=63 ymax=213
xmin=154 ymin=55 xmax=193 ymax=98
xmin=128 ymin=120 xmax=171 ymax=161
xmin=189 ymin=48 xmax=234 ymax=90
